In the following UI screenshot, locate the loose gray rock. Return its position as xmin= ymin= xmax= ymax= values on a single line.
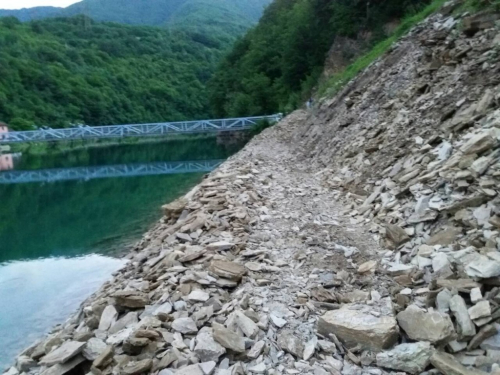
xmin=468 ymin=300 xmax=491 ymax=321
xmin=172 ymin=317 xmax=198 ymax=334
xmin=234 ymin=311 xmax=259 ymax=338
xmin=376 ymin=342 xmax=433 ymax=374
xmin=397 ymin=305 xmax=455 ymax=343
xmin=82 ymin=338 xmax=107 ymax=361
xmin=449 ymin=295 xmax=476 ymax=337
xmin=212 ymin=322 xmax=245 ymax=353
xmin=431 ymin=351 xmax=486 ymax=375
xmin=98 ymin=305 xmax=118 ymax=331
xmin=465 ymin=255 xmax=500 ymax=279
xmin=39 ymin=341 xmax=86 ymax=366
xmin=247 ymin=340 xmax=265 ymax=359
xmin=318 ymin=304 xmax=399 ymax=350
xmin=194 ymin=328 xmax=226 ymax=362
xmin=277 ymin=331 xmax=304 ymax=358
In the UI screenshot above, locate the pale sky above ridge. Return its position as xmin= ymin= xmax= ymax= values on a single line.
xmin=0 ymin=0 xmax=79 ymax=9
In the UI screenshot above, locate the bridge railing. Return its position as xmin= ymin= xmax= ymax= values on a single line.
xmin=0 ymin=114 xmax=283 ymax=144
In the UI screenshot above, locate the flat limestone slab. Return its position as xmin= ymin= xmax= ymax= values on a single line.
xmin=39 ymin=341 xmax=86 ymax=366
xmin=317 ymin=303 xmax=399 ymax=350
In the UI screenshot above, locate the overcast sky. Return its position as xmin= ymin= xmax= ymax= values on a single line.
xmin=0 ymin=0 xmax=79 ymax=9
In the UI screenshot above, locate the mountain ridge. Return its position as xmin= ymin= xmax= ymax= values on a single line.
xmin=0 ymin=0 xmax=271 ymax=31
xmin=0 ymin=6 xmax=61 ymax=21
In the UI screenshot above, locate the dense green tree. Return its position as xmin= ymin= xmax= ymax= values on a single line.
xmin=208 ymin=0 xmax=430 ymax=117
xmin=0 ymin=16 xmax=234 ymax=130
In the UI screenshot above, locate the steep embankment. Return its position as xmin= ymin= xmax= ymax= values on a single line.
xmin=5 ymin=3 xmax=500 ymax=375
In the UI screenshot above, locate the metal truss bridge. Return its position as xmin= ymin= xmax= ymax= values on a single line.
xmin=0 ymin=160 xmax=223 ymax=184
xmin=0 ymin=114 xmax=282 ymax=144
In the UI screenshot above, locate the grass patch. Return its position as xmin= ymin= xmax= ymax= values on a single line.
xmin=318 ymin=0 xmax=448 ymax=99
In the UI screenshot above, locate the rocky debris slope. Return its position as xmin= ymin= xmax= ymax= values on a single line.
xmin=5 ymin=2 xmax=500 ymax=375
xmin=292 ymin=1 xmax=500 ymax=374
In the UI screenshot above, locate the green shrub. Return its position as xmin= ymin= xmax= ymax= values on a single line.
xmin=250 ymin=119 xmax=272 ymax=137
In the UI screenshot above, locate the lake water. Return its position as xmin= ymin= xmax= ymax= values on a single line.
xmin=0 ymin=137 xmax=242 ymax=370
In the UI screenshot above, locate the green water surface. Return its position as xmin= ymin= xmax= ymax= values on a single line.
xmin=0 ymin=136 xmax=242 ymax=369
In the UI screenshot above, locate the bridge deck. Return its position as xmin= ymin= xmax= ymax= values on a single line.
xmin=0 ymin=115 xmax=282 ymax=144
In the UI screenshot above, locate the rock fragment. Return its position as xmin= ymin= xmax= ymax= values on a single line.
xmin=209 ymin=261 xmax=246 ymax=281
xmin=194 ymin=328 xmax=226 ymax=362
xmin=39 ymin=341 xmax=86 ymax=366
xmin=172 ymin=317 xmax=198 ymax=334
xmin=277 ymin=331 xmax=305 ymax=358
xmin=385 ymin=224 xmax=410 ymax=248
xmin=376 ymin=342 xmax=432 ymax=374
xmin=212 ymin=323 xmax=245 ymax=353
xmin=397 ymin=305 xmax=455 ymax=343
xmin=318 ymin=304 xmax=399 ymax=350
xmin=98 ymin=305 xmax=118 ymax=331
xmin=449 ymin=295 xmax=476 ymax=337
xmin=431 ymin=351 xmax=487 ymax=375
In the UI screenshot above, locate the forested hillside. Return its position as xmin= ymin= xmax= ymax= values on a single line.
xmin=0 ymin=16 xmax=228 ymax=130
xmin=209 ymin=0 xmax=432 ymax=117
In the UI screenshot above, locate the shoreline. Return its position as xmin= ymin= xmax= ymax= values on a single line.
xmin=6 ymin=111 xmax=373 ymax=374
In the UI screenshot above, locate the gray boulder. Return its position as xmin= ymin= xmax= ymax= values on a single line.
xmin=318 ymin=303 xmax=399 ymax=350
xmin=376 ymin=342 xmax=433 ymax=374
xmin=397 ymin=305 xmax=455 ymax=343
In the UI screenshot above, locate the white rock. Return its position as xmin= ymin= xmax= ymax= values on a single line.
xmin=468 ymin=301 xmax=491 ymax=320
xmin=270 ymin=314 xmax=287 ymax=328
xmin=234 ymin=311 xmax=259 ymax=338
xmin=82 ymin=338 xmax=107 ymax=361
xmin=470 ymin=288 xmax=483 ymax=304
xmin=187 ymin=290 xmax=210 ymax=302
xmin=98 ymin=305 xmax=118 ymax=331
xmin=172 ymin=317 xmax=198 ymax=334
xmin=303 ymin=337 xmax=317 ymax=360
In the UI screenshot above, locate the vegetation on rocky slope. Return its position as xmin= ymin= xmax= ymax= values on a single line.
xmin=208 ymin=0 xmax=435 ymax=117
